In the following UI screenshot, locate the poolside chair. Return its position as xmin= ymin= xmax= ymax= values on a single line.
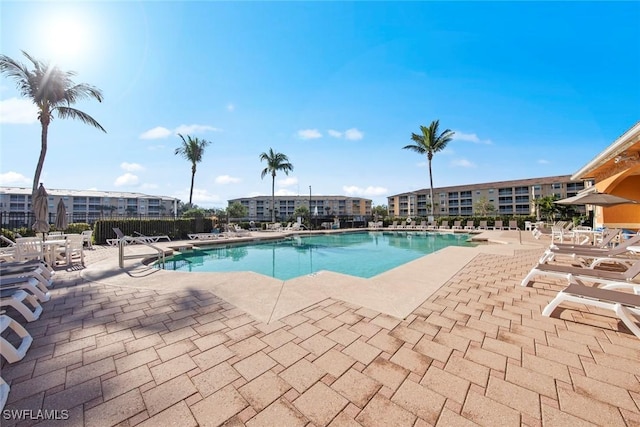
xmin=107 ymin=228 xmax=137 ymax=246
xmin=452 ymin=220 xmax=462 ymax=230
xmin=0 ymin=288 xmax=43 ymax=322
xmin=0 ymin=314 xmax=33 ymax=363
xmin=542 ymin=283 xmax=640 ymax=339
xmin=508 ymin=220 xmax=519 ymax=230
xmin=520 ymin=257 xmax=640 ymax=291
xmin=387 ymin=221 xmax=398 ymax=229
xmin=417 ymin=220 xmax=427 ymax=230
xmin=539 ymin=233 xmax=640 ymax=265
xmin=491 ymin=220 xmax=504 ymax=230
xmin=464 ymin=220 xmax=475 ymax=230
xmin=81 ymin=230 xmax=93 ymax=249
xmin=134 ymin=231 xmax=171 ymax=243
xmin=0 ymin=262 xmax=54 ymax=291
xmin=64 ymin=234 xmax=85 ymax=266
xmin=14 ymin=237 xmax=45 ymax=263
xmin=439 ymin=220 xmax=450 ymax=230
xmin=477 ymin=221 xmax=488 ymax=230
xmin=1 ymin=276 xmax=51 ymax=303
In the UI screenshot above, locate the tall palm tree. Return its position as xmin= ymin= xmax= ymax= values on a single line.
xmin=0 ymin=50 xmax=106 ymax=194
xmin=403 ymin=120 xmax=455 ymax=215
xmin=260 ymin=148 xmax=294 ymax=223
xmin=174 ymin=133 xmax=212 ymax=206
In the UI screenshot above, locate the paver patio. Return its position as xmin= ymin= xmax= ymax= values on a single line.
xmin=1 ymin=230 xmax=639 ymax=426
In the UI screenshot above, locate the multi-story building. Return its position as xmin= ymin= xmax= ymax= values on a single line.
xmin=388 ymin=175 xmax=590 ymax=217
xmin=228 ymin=195 xmax=372 ymax=221
xmin=0 ymin=187 xmax=179 ymax=227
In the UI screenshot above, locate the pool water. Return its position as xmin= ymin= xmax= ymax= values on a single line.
xmin=159 ymin=231 xmax=476 ymax=280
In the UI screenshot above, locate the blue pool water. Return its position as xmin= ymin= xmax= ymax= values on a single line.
xmin=159 ymin=231 xmax=476 ymax=280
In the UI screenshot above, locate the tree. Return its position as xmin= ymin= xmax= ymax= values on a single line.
xmin=174 ymin=133 xmax=212 ymax=206
xmin=403 ymin=120 xmax=454 ymax=215
xmin=473 ymin=197 xmax=496 ymax=216
xmin=227 ymin=202 xmax=248 ymax=220
xmin=535 ymin=195 xmax=559 ymax=221
xmin=259 ymin=148 xmax=294 ymax=222
xmin=372 ymin=205 xmax=388 ymax=219
xmin=0 ymin=51 xmax=106 ymax=194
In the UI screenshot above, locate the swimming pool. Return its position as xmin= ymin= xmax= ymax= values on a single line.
xmin=159 ymin=231 xmax=476 ymax=280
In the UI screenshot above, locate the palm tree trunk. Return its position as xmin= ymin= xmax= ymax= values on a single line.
xmin=189 ymin=165 xmax=196 ymax=205
xmin=33 ymin=118 xmax=49 ymax=195
xmin=271 ymin=174 xmax=276 ymax=223
xmin=428 ymin=158 xmax=435 ymax=216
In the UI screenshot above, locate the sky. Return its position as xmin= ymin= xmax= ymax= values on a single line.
xmin=1 ymin=1 xmax=639 ymax=208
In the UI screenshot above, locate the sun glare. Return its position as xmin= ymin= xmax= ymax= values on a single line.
xmin=43 ymin=16 xmax=90 ymax=64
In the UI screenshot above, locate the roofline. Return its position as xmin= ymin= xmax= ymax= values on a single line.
xmin=571 ymin=121 xmax=640 ymax=180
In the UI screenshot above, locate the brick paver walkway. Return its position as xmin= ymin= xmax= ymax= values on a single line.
xmin=2 ymin=242 xmax=639 ymax=426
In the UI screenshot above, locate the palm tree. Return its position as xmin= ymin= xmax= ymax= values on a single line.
xmin=260 ymin=148 xmax=294 ymax=223
xmin=403 ymin=120 xmax=455 ymax=215
xmin=0 ymin=50 xmax=105 ymax=194
xmin=174 ymin=133 xmax=212 ymax=206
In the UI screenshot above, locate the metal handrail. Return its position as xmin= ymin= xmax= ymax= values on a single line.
xmin=118 ymin=236 xmax=165 ymax=268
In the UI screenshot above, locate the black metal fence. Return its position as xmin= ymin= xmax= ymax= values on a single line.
xmin=0 ymin=212 xmax=178 ymax=230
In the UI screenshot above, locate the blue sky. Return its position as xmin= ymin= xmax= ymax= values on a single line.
xmin=1 ymin=1 xmax=639 ymax=208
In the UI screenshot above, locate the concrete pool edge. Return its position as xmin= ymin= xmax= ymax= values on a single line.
xmin=81 ymin=230 xmax=545 ymax=323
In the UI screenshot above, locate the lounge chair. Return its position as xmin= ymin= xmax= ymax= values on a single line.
xmin=417 ymin=220 xmax=427 ymax=230
xmin=0 ymin=263 xmax=54 ymax=290
xmin=464 ymin=221 xmax=475 ymax=230
xmin=107 ymin=228 xmax=137 ymax=246
xmin=542 ymin=283 xmax=640 ymax=339
xmin=1 ymin=276 xmax=51 ymax=303
xmin=134 ymin=231 xmax=171 ymax=243
xmin=0 ymin=288 xmax=43 ymax=322
xmin=452 ymin=221 xmax=462 ymax=230
xmin=439 ymin=221 xmax=450 ymax=230
xmin=0 ymin=314 xmax=33 ymax=363
xmin=477 ymin=221 xmax=488 ymax=230
xmin=491 ymin=220 xmax=504 ymax=230
xmin=387 ymin=221 xmax=398 ymax=229
xmin=520 ymin=257 xmax=640 ymax=291
xmin=508 ymin=220 xmax=519 ymax=230
xmin=188 ymin=233 xmax=221 ymax=240
xmin=539 ymin=234 xmax=640 ymax=265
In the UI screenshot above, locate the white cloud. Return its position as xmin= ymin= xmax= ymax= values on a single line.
xmin=0 ymin=171 xmax=30 ymax=185
xmin=328 ymin=129 xmax=342 ymax=138
xmin=114 ymin=173 xmax=139 ymax=186
xmin=120 ymin=162 xmax=144 ymax=172
xmin=275 ymin=188 xmax=297 ymax=196
xmin=174 ymin=124 xmax=221 ymax=134
xmin=215 ymin=175 xmax=241 ymax=184
xmin=537 ymin=159 xmax=550 ymax=164
xmin=0 ymin=98 xmax=38 ymax=124
xmin=226 ymin=103 xmax=235 ymax=112
xmin=342 ymin=185 xmax=388 ymax=196
xmin=453 ymin=131 xmax=492 ymax=145
xmin=344 ymin=128 xmax=364 ymax=141
xmin=174 ymin=188 xmax=221 ymax=206
xmin=278 ymin=176 xmax=298 ymax=187
xmin=140 ymin=126 xmax=172 ymax=140
xmin=140 ymin=124 xmax=220 ymax=140
xmin=451 ymin=159 xmax=476 ymax=168
xmin=297 ymin=129 xmax=322 ymax=139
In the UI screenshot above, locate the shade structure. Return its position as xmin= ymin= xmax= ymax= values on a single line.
xmin=31 ymin=183 xmax=50 ymax=233
xmin=55 ymin=199 xmax=68 ymax=230
xmin=555 ymin=191 xmax=640 ymax=207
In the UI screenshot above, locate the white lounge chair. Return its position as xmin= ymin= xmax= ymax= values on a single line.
xmin=451 ymin=220 xmax=462 ymax=230
xmin=439 ymin=221 xmax=450 ymax=230
xmin=477 ymin=221 xmax=488 ymax=230
xmin=0 ymin=314 xmax=33 ymax=363
xmin=464 ymin=221 xmax=475 ymax=230
xmin=491 ymin=220 xmax=504 ymax=230
xmin=508 ymin=220 xmax=519 ymax=230
xmin=542 ymin=283 xmax=640 ymax=339
xmin=1 ymin=276 xmax=51 ymax=303
xmin=538 ymin=234 xmax=640 ymax=265
xmin=134 ymin=231 xmax=171 ymax=243
xmin=107 ymin=228 xmax=137 ymax=246
xmin=0 ymin=288 xmax=43 ymax=322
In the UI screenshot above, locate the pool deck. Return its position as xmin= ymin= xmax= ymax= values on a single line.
xmin=2 ymin=229 xmax=639 ymax=426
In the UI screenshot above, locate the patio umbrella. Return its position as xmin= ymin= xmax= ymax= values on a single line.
xmin=555 ymin=191 xmax=640 ymax=207
xmin=31 ymin=183 xmax=50 ymax=236
xmin=55 ymin=199 xmax=68 ymax=230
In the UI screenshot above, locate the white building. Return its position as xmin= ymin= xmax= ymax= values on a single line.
xmin=0 ymin=186 xmax=179 ymax=227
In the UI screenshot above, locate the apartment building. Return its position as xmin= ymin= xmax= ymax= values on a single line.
xmin=228 ymin=195 xmax=372 ymax=221
xmin=0 ymin=187 xmax=179 ymax=226
xmin=388 ymin=175 xmax=590 ymax=217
